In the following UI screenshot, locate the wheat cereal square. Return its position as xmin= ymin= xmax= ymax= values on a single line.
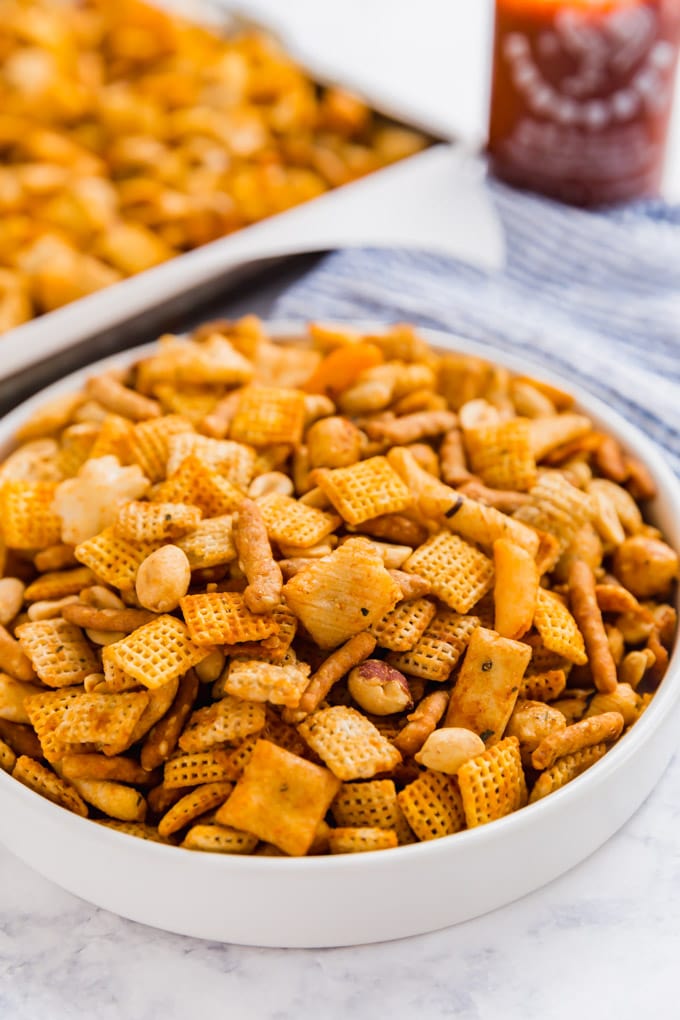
xmin=114 ymin=501 xmax=202 ymax=543
xmin=104 ymin=615 xmax=213 ymax=689
xmin=74 ymin=526 xmax=159 ymax=588
xmin=51 ymin=691 xmax=150 ymax=756
xmin=163 ymin=749 xmax=238 ymax=788
xmin=314 ymin=457 xmax=412 ymax=525
xmin=370 ymin=597 xmax=437 ymax=652
xmin=158 ymin=780 xmax=234 ymax=837
xmin=166 ymin=434 xmax=256 ymax=488
xmin=297 ymin=706 xmax=401 ymax=780
xmin=328 ymin=827 xmax=398 ymax=853
xmin=175 ymin=515 xmax=236 ymax=569
xmin=256 ymin=492 xmax=340 ymax=548
xmin=152 ymin=456 xmax=244 ymax=517
xmin=23 ymin=566 xmax=95 ymax=603
xmin=1 ymin=481 xmax=62 ymax=549
xmin=180 ymin=592 xmax=279 ymax=645
xmin=17 ymin=618 xmax=99 ymax=688
xmin=178 ymin=695 xmax=266 ymax=752
xmin=181 ymin=823 xmax=259 ymax=854
xmin=230 ymin=386 xmax=306 ymax=447
xmin=534 ymin=588 xmax=587 ymax=665
xmin=397 ymin=771 xmax=466 ymax=841
xmin=464 ymin=418 xmax=537 ymax=492
xmin=225 ymin=660 xmax=311 ymax=708
xmin=387 ymin=610 xmax=480 ymax=682
xmin=12 ymin=755 xmax=88 ymax=816
xmin=403 ymin=532 xmax=494 ymax=613
xmin=457 ymin=736 xmax=527 ymax=827
xmin=331 ymin=778 xmax=413 ymax=844
xmin=127 ymin=415 xmax=194 ymax=483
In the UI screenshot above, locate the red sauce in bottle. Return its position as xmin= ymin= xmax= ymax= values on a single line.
xmin=488 ymin=0 xmax=680 ymax=205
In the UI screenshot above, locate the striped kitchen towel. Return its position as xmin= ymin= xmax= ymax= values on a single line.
xmin=273 ymin=178 xmax=680 ymax=474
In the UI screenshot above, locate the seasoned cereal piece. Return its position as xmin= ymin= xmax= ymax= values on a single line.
xmin=223 ymin=608 xmax=298 ymax=665
xmin=224 ymin=661 xmax=310 ymax=709
xmin=178 ymin=695 xmax=266 ymax=752
xmin=23 ymin=688 xmax=86 ymax=762
xmin=463 ymin=418 xmax=537 ymax=491
xmin=256 ymin=493 xmax=340 ymax=548
xmin=180 ymin=592 xmax=279 ymax=645
xmin=529 ymin=744 xmax=608 ymax=802
xmin=369 ymin=597 xmax=436 ymax=652
xmin=531 ymin=712 xmax=624 ymax=770
xmin=166 ymin=434 xmax=256 ymax=489
xmin=181 ymin=824 xmax=259 ymax=854
xmin=331 ymin=778 xmax=413 ymax=844
xmin=514 ymin=471 xmax=593 ymax=554
xmin=313 ymin=457 xmax=412 ymax=525
xmin=534 ymin=588 xmax=587 ymax=665
xmin=282 ymin=537 xmax=401 ymax=648
xmin=17 ymin=619 xmax=99 ymax=687
xmin=388 ymin=610 xmax=479 ymax=682
xmin=403 ymin=533 xmax=494 ymax=614
xmin=519 ymin=669 xmax=567 ymax=702
xmin=1 ymin=481 xmax=62 ymax=549
xmin=175 ymin=515 xmax=236 ymax=569
xmin=153 ymin=456 xmax=244 ymax=517
xmin=230 ymin=386 xmax=306 ymax=447
xmin=0 ymin=737 xmax=17 ymax=773
xmin=127 ymin=415 xmax=194 ymax=483
xmin=12 ymin=755 xmax=88 ymax=817
xmin=104 ymin=615 xmax=213 ymax=689
xmin=75 ymin=526 xmax=159 ymax=589
xmin=328 ymin=827 xmax=398 ymax=853
xmin=216 ymin=739 xmax=340 ymax=856
xmin=164 ymin=749 xmax=237 ymax=789
xmin=48 ymin=690 xmax=150 ymax=757
xmin=445 ymin=626 xmax=531 ymax=746
xmin=98 ymin=821 xmax=171 ymax=844
xmin=114 ymin=501 xmax=202 ymax=544
xmin=158 ymin=781 xmax=234 ymax=838
xmin=397 ymin=771 xmax=466 ymax=841
xmin=457 ymin=737 xmax=527 ymax=828
xmin=298 ymin=706 xmax=401 ymax=780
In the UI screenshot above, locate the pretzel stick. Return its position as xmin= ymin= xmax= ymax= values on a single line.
xmin=394 ymin=690 xmax=449 ymax=757
xmin=532 ymin=711 xmax=624 ymax=770
xmin=569 ymin=560 xmax=617 ymax=694
xmin=296 ymin=632 xmax=377 ymax=716
xmin=87 ymin=374 xmax=160 ymax=421
xmin=235 ymin=498 xmax=283 ymax=613
xmin=62 ymin=604 xmax=156 ymax=632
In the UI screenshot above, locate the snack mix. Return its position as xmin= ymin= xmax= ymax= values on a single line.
xmin=0 ymin=0 xmax=427 ymax=332
xmin=0 ymin=318 xmax=676 ymax=856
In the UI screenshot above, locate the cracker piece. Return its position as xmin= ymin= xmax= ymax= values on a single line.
xmin=51 ymin=691 xmax=150 ymax=756
xmin=23 ymin=688 xmax=86 ymax=761
xmin=17 ymin=619 xmax=99 ymax=687
xmin=225 ymin=661 xmax=310 ymax=709
xmin=331 ymin=778 xmax=413 ymax=844
xmin=388 ymin=610 xmax=480 ymax=682
xmin=519 ymin=668 xmax=567 ymax=702
xmin=282 ymin=537 xmax=401 ymax=648
xmin=180 ymin=592 xmax=279 ymax=645
xmin=127 ymin=415 xmax=194 ymax=483
xmin=328 ymin=827 xmax=398 ymax=853
xmin=166 ymin=434 xmax=256 ymax=488
xmin=457 ymin=737 xmax=527 ymax=828
xmin=175 ymin=515 xmax=236 ymax=569
xmin=114 ymin=501 xmax=202 ymax=543
xmin=75 ymin=526 xmax=159 ymax=588
xmin=529 ymin=743 xmax=608 ymax=802
xmin=13 ymin=755 xmax=88 ymax=816
xmin=104 ymin=615 xmax=213 ymax=689
xmin=178 ymin=695 xmax=266 ymax=752
xmin=215 ymin=739 xmax=340 ymax=856
xmin=370 ymin=597 xmax=437 ymax=652
xmin=164 ymin=749 xmax=237 ymax=789
xmin=534 ymin=588 xmax=587 ymax=665
xmin=314 ymin=457 xmax=412 ymax=525
xmin=153 ymin=456 xmax=244 ymax=517
xmin=1 ymin=481 xmax=62 ymax=549
xmin=23 ymin=566 xmax=95 ymax=603
xmin=181 ymin=824 xmax=259 ymax=854
xmin=444 ymin=627 xmax=531 ymax=746
xmin=297 ymin=706 xmax=401 ymax=780
xmin=403 ymin=533 xmax=494 ymax=613
xmin=0 ymin=736 xmax=17 ymax=772
xmin=229 ymin=386 xmax=306 ymax=447
xmin=464 ymin=418 xmax=537 ymax=492
xmin=158 ymin=780 xmax=234 ymax=837
xmin=514 ymin=471 xmax=593 ymax=554
xmin=256 ymin=493 xmax=340 ymax=548
xmin=98 ymin=820 xmax=170 ymax=843
xmin=397 ymin=771 xmax=466 ymax=841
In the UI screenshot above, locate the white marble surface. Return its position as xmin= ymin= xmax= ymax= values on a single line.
xmin=2 ymin=749 xmax=680 ymax=1020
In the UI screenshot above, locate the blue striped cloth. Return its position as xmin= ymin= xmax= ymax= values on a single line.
xmin=274 ymin=179 xmax=680 ymax=474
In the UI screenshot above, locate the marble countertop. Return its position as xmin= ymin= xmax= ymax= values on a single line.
xmin=2 ymin=748 xmax=679 ymax=1020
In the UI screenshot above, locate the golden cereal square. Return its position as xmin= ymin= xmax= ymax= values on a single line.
xmin=166 ymin=434 xmax=256 ymax=489
xmin=181 ymin=824 xmax=259 ymax=854
xmin=114 ymin=501 xmax=202 ymax=543
xmin=529 ymin=743 xmax=608 ymax=802
xmin=215 ymin=739 xmax=340 ymax=856
xmin=328 ymin=827 xmax=398 ymax=853
xmin=534 ymin=588 xmax=587 ymax=665
xmin=403 ymin=533 xmax=494 ymax=613
xmin=127 ymin=415 xmax=194 ymax=483
xmin=464 ymin=418 xmax=537 ymax=492
xmin=387 ymin=610 xmax=480 ymax=682
xmin=331 ymin=778 xmax=413 ymax=844
xmin=153 ymin=385 xmax=219 ymax=426
xmin=514 ymin=471 xmax=594 ymax=553
xmin=397 ymin=771 xmax=467 ymax=841
xmin=314 ymin=457 xmax=412 ymax=525
xmin=175 ymin=335 xmax=255 ymax=387
xmin=457 ymin=737 xmax=527 ymax=828
xmin=175 ymin=515 xmax=236 ymax=569
xmin=158 ymin=780 xmax=233 ymax=837
xmin=282 ymin=537 xmax=401 ymax=648
xmin=17 ymin=619 xmax=99 ymax=688
xmin=223 ymin=609 xmax=298 ymax=664
xmin=230 ymin=386 xmax=306 ymax=447
xmin=519 ymin=668 xmax=567 ymax=702
xmin=164 ymin=749 xmax=237 ymax=789
xmin=12 ymin=755 xmax=87 ymax=817
xmin=297 ymin=706 xmax=402 ymax=781
xmin=256 ymin=493 xmax=340 ymax=548
xmin=225 ymin=660 xmax=311 ymax=708
xmin=23 ymin=688 xmax=87 ymax=762
xmin=178 ymin=695 xmax=266 ymax=752
xmin=104 ymin=615 xmax=213 ymax=689
xmin=153 ymin=456 xmax=244 ymax=517
xmin=370 ymin=597 xmax=437 ymax=652
xmin=180 ymin=592 xmax=279 ymax=645
xmin=51 ymin=691 xmax=150 ymax=756
xmin=74 ymin=526 xmax=159 ymax=589
xmin=1 ymin=481 xmax=62 ymax=549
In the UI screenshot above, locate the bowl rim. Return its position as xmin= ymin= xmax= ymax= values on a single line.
xmin=1 ymin=319 xmax=678 ymax=874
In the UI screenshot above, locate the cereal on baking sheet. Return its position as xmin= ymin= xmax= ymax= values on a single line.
xmin=0 ymin=318 xmax=674 ymax=855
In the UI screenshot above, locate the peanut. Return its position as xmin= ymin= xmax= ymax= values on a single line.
xmin=348 ymin=660 xmax=413 ymax=716
xmin=0 ymin=578 xmax=25 ymax=626
xmin=414 ymin=727 xmax=485 ymax=774
xmin=136 ymin=545 xmax=191 ymax=613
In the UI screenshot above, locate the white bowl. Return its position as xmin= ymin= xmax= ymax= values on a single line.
xmin=0 ymin=323 xmax=678 ymax=949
